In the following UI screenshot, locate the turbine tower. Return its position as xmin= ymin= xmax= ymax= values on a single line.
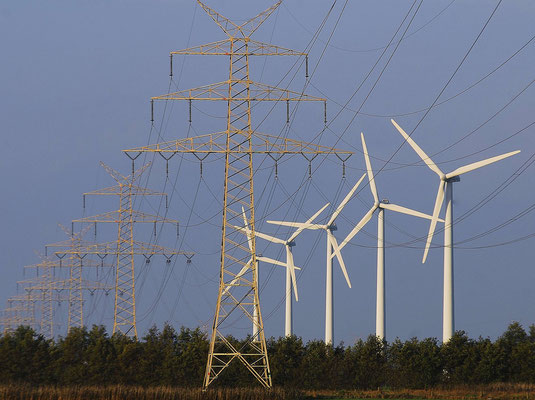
xmin=123 ymin=0 xmax=352 ymax=387
xmin=234 ymin=204 xmax=329 ymax=337
xmin=335 ymin=132 xmax=442 ymax=341
xmin=391 ymin=119 xmax=520 ymax=342
xmin=268 ymin=175 xmax=366 ymax=344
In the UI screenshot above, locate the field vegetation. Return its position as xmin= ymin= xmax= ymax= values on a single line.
xmin=0 ymin=322 xmax=534 ymax=398
xmin=0 ymin=384 xmax=534 ymax=400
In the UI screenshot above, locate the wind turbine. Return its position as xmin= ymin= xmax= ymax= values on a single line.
xmin=335 ymin=132 xmax=443 ymax=341
xmin=268 ymin=174 xmax=366 ymax=344
xmin=231 ymin=204 xmax=329 ymax=337
xmin=391 ymin=118 xmax=520 ymax=342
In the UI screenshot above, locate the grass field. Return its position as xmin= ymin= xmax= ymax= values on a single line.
xmin=304 ymin=383 xmax=535 ymax=399
xmin=0 ymin=384 xmax=533 ymax=400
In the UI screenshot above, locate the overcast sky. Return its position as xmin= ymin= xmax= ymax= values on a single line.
xmin=1 ymin=0 xmax=534 ymax=344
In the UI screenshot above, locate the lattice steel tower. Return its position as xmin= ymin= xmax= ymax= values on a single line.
xmin=69 ymin=162 xmax=186 ymax=337
xmin=124 ymin=0 xmax=352 ymax=388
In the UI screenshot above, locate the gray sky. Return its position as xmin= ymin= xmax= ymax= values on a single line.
xmin=1 ymin=0 xmax=534 ymax=343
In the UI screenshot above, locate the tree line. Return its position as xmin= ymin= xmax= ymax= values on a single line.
xmin=0 ymin=322 xmax=534 ymax=388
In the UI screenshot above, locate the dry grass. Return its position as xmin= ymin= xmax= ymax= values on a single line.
xmin=0 ymin=384 xmax=534 ymax=400
xmin=0 ymin=385 xmax=303 ymax=400
xmin=305 ymin=383 xmax=535 ymax=399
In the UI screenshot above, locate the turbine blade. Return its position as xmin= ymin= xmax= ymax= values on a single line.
xmin=328 ymin=173 xmax=367 ymax=225
xmin=222 ymin=261 xmax=251 ymax=296
xmin=286 ymin=246 xmax=299 ymax=301
xmin=253 ymin=230 xmax=286 ymax=245
xmin=381 ymin=203 xmax=445 ymax=222
xmin=445 ymin=150 xmax=521 ymax=179
xmin=328 ymin=233 xmax=351 ymax=288
xmin=241 ymin=207 xmax=253 ymax=251
xmin=232 ymin=225 xmax=249 ymax=235
xmin=256 ymin=256 xmax=285 ymax=268
xmin=288 ymin=203 xmax=330 ymax=242
xmin=423 ymin=180 xmax=446 ymax=263
xmin=232 ymin=224 xmax=285 ymax=246
xmin=267 ymin=221 xmax=325 ymax=230
xmin=361 ymin=133 xmax=379 ymax=204
xmin=338 ymin=205 xmax=377 ymax=252
xmin=391 ymin=119 xmax=443 ymax=178
xmin=256 ymin=256 xmax=300 ymax=271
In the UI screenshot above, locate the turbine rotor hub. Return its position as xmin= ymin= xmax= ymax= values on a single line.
xmin=446 ymin=176 xmax=461 ymax=183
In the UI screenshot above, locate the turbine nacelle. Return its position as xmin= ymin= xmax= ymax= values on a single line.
xmin=328 ymin=224 xmax=338 ymax=232
xmin=391 ymin=118 xmax=520 ymax=263
xmin=268 ymin=174 xmax=368 ymax=291
xmin=335 ymin=132 xmax=445 ymax=260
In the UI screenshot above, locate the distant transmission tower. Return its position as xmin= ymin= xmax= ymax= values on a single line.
xmin=20 ymin=258 xmax=61 ymax=338
xmin=45 ymin=224 xmax=94 ymax=330
xmin=124 ymin=1 xmax=352 ymax=388
xmin=45 ymin=225 xmax=112 ymax=333
xmin=64 ymin=162 xmax=190 ymax=337
xmin=1 ymin=295 xmax=36 ymax=334
xmin=21 ymin=254 xmax=107 ymax=337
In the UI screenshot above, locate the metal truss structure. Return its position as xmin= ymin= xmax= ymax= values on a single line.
xmin=123 ymin=0 xmax=353 ymax=388
xmin=66 ymin=162 xmax=190 ymax=337
xmin=44 ymin=225 xmax=96 ymax=331
xmin=1 ymin=296 xmax=36 ymax=334
xmin=21 ymin=255 xmax=107 ymax=338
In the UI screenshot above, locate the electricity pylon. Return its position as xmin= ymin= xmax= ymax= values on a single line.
xmin=44 ymin=224 xmax=96 ymax=330
xmin=19 ymin=258 xmax=59 ymax=338
xmin=1 ymin=296 xmax=37 ymax=334
xmin=123 ymin=1 xmax=353 ymax=388
xmin=65 ymin=161 xmax=190 ymax=337
xmin=21 ymin=255 xmax=106 ymax=338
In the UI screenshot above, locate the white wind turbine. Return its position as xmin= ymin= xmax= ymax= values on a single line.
xmin=334 ymin=132 xmax=443 ymax=341
xmin=391 ymin=118 xmax=520 ymax=342
xmin=231 ymin=205 xmax=329 ymax=337
xmin=268 ymin=174 xmax=367 ymax=344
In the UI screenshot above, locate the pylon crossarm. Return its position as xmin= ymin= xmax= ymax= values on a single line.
xmin=24 ymin=259 xmax=108 ymax=269
xmin=8 ymin=295 xmax=36 ymax=302
xmin=24 ymin=260 xmax=62 ymax=269
xmin=58 ymin=223 xmax=93 ymax=240
xmin=9 ymin=293 xmax=67 ymax=302
xmin=99 ymin=161 xmax=128 ymax=183
xmin=123 ymin=132 xmax=353 ymax=156
xmin=22 ymin=279 xmax=111 ymax=292
xmin=53 ymin=240 xmax=189 ymax=257
xmin=45 ymin=239 xmax=94 ymax=249
xmin=22 ymin=281 xmax=69 ymax=291
xmin=171 ymin=39 xmax=231 ymax=55
xmin=79 ymin=280 xmax=114 ymax=291
xmin=197 ymin=1 xmax=281 ymax=38
xmin=73 ymin=210 xmax=178 ymax=224
xmin=97 ymin=161 xmax=151 ymax=183
xmin=171 ymin=39 xmax=306 ymax=57
xmin=3 ymin=305 xmax=27 ymax=312
xmin=83 ymin=185 xmax=166 ymax=197
xmin=238 ymin=1 xmax=282 ymax=37
xmin=17 ymin=279 xmax=42 ymax=286
xmin=196 ymin=1 xmax=241 ymax=37
xmin=253 ymin=133 xmax=352 ymax=155
xmin=152 ymin=81 xmax=325 ymax=102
